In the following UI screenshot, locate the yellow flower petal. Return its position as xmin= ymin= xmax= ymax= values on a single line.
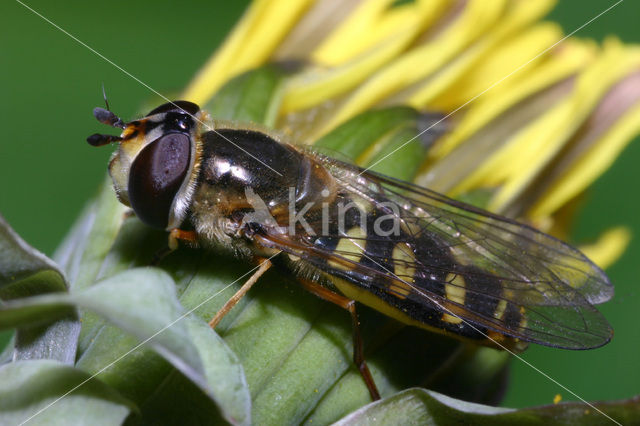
xmin=530 ymin=90 xmax=640 ymax=219
xmin=279 ymin=0 xmax=448 ymax=116
xmin=280 ymin=30 xmax=419 ymax=115
xmin=425 ymin=38 xmax=595 ymax=163
xmin=579 ymin=227 xmax=631 ymax=270
xmin=273 ymin=0 xmax=361 ymax=60
xmin=470 ymin=100 xmax=570 ymax=200
xmin=313 ymin=0 xmax=507 ymax=134
xmin=427 ymin=22 xmax=563 ymax=111
xmin=312 ymin=0 xmax=443 ymax=66
xmin=182 ymin=0 xmax=313 ymax=104
xmin=416 ymin=40 xmax=595 ymax=193
xmin=489 ymin=39 xmax=640 ymax=212
xmin=409 ymin=0 xmax=558 ymax=109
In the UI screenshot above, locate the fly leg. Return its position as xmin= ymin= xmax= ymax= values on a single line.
xmin=168 ymin=228 xmax=198 ymax=250
xmin=208 ymin=257 xmax=273 ymax=328
xmin=151 ymin=228 xmax=198 ymax=265
xmin=298 ymin=278 xmax=381 ymax=401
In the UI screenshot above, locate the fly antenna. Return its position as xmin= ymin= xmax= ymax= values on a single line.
xmin=88 ymin=84 xmax=126 ymax=146
xmin=93 ymin=84 xmax=125 ymax=129
xmin=87 ymin=133 xmax=123 ymax=146
xmin=102 ymin=83 xmax=112 ymax=112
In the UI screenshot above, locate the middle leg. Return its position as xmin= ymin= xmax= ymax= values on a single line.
xmin=209 ymin=257 xmax=273 ymax=329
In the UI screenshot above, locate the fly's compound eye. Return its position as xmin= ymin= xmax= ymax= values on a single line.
xmin=128 ymin=133 xmax=191 ymax=229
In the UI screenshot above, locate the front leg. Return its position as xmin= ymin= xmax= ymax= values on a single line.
xmin=151 ymin=228 xmax=198 ymax=265
xmin=168 ymin=228 xmax=198 ymax=250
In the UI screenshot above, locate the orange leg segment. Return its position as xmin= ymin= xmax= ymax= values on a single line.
xmin=168 ymin=228 xmax=198 ymax=250
xmin=298 ymin=278 xmax=381 ymax=401
xmin=151 ymin=228 xmax=198 ymax=266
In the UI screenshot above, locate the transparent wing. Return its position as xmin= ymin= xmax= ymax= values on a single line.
xmin=256 ymin=156 xmax=613 ymax=349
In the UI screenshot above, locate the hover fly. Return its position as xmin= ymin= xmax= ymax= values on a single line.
xmin=88 ymin=100 xmax=613 ymax=400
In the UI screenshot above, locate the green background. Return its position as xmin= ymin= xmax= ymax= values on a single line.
xmin=1 ymin=0 xmax=638 ymax=410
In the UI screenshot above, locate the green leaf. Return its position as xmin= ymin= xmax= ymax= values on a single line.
xmin=61 ymin=177 xmax=127 ymax=291
xmin=426 ymin=347 xmax=510 ymax=406
xmin=168 ymin=251 xmax=500 ymax=425
xmin=139 ymin=317 xmax=251 ymax=426
xmin=187 ymin=317 xmax=250 ymax=425
xmin=0 ymin=214 xmax=67 ymax=299
xmin=455 ymin=188 xmax=495 ymax=209
xmin=334 ymin=388 xmax=511 ymax=425
xmin=0 ymin=213 xmax=79 ymax=364
xmin=49 ymin=177 xmax=126 ymax=361
xmin=74 ymin=216 xmax=166 ymax=356
xmin=0 ymin=268 xmax=191 ymax=355
xmin=334 ymin=388 xmax=640 ymax=425
xmin=362 ymin=123 xmax=429 ymax=181
xmin=13 ymin=317 xmax=80 ymax=365
xmin=0 ymin=269 xmax=202 ymax=381
xmin=148 ymin=245 xmax=379 ymax=425
xmin=156 ymin=250 xmax=337 ymax=423
xmin=76 ymin=324 xmax=172 ymax=405
xmin=313 ymin=107 xmax=418 ymax=163
xmin=204 ymin=65 xmax=289 ymax=127
xmin=0 ymin=332 xmax=15 ymax=364
xmin=312 ymin=108 xmax=446 ymax=181
xmin=0 ymin=268 xmax=251 ymax=424
xmin=305 ymin=333 xmax=503 ymax=424
xmin=52 ymin=202 xmax=96 ymax=281
xmin=76 ymin=268 xmax=250 ymax=425
xmin=0 ymin=360 xmax=136 ymax=426
xmin=74 ymin=268 xmax=205 ymax=380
